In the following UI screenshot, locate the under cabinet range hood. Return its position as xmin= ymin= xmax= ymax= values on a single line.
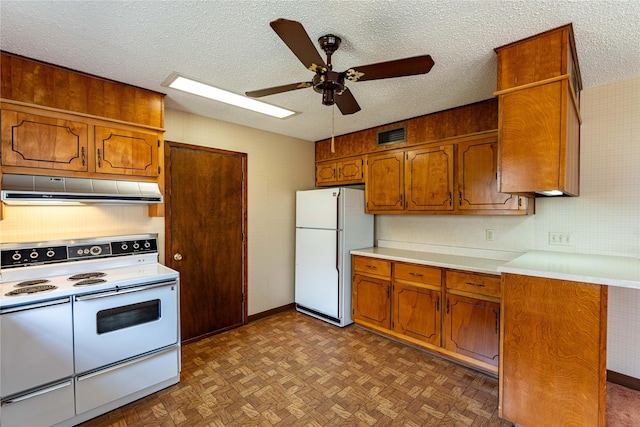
xmin=0 ymin=174 xmax=163 ymax=205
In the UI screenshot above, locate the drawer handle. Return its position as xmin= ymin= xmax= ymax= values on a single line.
xmin=365 ymin=265 xmax=378 ymax=269
xmin=465 ymin=281 xmax=486 ymax=287
xmin=409 ymin=272 xmax=423 ymax=277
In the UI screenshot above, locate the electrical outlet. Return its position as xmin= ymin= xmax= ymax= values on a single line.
xmin=485 ymin=229 xmax=495 ymax=241
xmin=549 ymin=232 xmax=573 ymax=246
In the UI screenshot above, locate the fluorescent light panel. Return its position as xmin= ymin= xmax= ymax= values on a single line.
xmin=166 ymin=74 xmax=296 ymax=119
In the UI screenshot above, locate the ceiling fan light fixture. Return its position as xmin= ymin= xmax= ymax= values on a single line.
xmin=163 ymin=74 xmax=297 ymax=119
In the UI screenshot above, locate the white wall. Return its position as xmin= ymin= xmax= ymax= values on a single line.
xmin=163 ymin=110 xmax=316 ymax=315
xmin=378 ymin=77 xmax=640 ymax=378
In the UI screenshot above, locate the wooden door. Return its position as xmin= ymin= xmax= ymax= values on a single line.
xmin=458 ymin=138 xmax=519 ymax=211
xmin=352 ymin=274 xmax=391 ymax=329
xmin=393 ymin=283 xmax=441 ymax=346
xmin=366 ymin=151 xmax=404 ymax=212
xmin=166 ymin=141 xmax=247 ymax=343
xmin=444 ymin=294 xmax=499 ymax=366
xmin=95 ymin=126 xmax=159 ymax=177
xmin=405 ymin=145 xmax=454 ymax=211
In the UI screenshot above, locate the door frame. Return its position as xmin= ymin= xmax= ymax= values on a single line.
xmin=164 ymin=140 xmax=248 ymax=329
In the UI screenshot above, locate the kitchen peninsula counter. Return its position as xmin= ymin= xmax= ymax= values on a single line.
xmin=498 ymin=250 xmax=640 ymax=289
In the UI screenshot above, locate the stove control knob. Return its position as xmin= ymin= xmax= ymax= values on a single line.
xmin=173 ymin=253 xmax=183 ymax=261
xmin=133 ymin=242 xmax=140 ymax=250
xmin=121 ymin=244 xmax=128 ymax=251
xmin=46 ymin=250 xmax=56 ymax=258
xmin=77 ymin=249 xmax=84 ymax=256
xmin=30 ymin=251 xmax=39 ymax=259
xmin=144 ymin=241 xmax=151 ymax=248
xmin=90 ymin=246 xmax=102 ymax=256
xmin=12 ymin=252 xmax=22 ymax=261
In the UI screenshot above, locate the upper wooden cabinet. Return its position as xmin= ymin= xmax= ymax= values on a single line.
xmin=494 ymin=24 xmax=582 ymax=196
xmin=457 ymin=137 xmax=522 ymax=211
xmin=315 ymin=156 xmax=364 ymax=187
xmin=366 ymin=151 xmax=405 ymax=212
xmin=1 ymin=106 xmax=161 ymax=179
xmin=405 ymin=144 xmax=454 ymax=212
xmin=1 ymin=109 xmax=89 ymax=172
xmin=365 ymin=133 xmax=531 ymax=215
xmin=94 ymin=126 xmax=160 ymax=177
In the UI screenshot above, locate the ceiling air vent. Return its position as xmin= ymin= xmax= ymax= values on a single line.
xmin=377 ymin=126 xmax=406 ymax=146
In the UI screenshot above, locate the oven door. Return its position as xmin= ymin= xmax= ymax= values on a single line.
xmin=73 ymin=280 xmax=178 ymax=373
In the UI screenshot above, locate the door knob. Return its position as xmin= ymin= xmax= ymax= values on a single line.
xmin=173 ymin=253 xmax=183 ymax=261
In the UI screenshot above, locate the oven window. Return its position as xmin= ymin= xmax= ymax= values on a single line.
xmin=96 ymin=299 xmax=160 ymax=334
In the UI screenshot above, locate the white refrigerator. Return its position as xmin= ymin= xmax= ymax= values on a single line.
xmin=295 ymin=187 xmax=373 ymax=327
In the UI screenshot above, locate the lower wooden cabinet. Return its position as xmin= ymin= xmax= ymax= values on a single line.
xmin=352 ymin=274 xmax=391 ymax=329
xmin=444 ymin=294 xmax=499 ymax=366
xmin=352 ymin=255 xmax=501 ymax=374
xmin=393 ymin=283 xmax=441 ymax=346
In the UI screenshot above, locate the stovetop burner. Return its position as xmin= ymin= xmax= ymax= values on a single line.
xmin=15 ymin=279 xmax=51 ymax=287
xmin=68 ymin=272 xmax=106 ymax=281
xmin=5 ymin=284 xmax=58 ymax=296
xmin=74 ymin=278 xmax=108 ymax=286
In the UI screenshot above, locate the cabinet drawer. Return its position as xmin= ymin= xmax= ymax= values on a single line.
xmin=394 ymin=263 xmax=442 ymax=288
xmin=446 ymin=271 xmax=501 ymax=298
xmin=353 ymin=256 xmax=391 ymax=279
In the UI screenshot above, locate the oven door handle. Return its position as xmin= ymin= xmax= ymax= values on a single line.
xmin=74 ymin=280 xmax=177 ymax=301
xmin=0 ymin=297 xmax=71 ymax=315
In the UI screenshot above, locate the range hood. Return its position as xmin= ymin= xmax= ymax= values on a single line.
xmin=1 ymin=174 xmax=163 ymax=205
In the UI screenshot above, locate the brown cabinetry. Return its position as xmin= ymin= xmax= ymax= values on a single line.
xmin=315 ymin=156 xmax=364 ymax=186
xmin=1 ymin=109 xmax=89 ymax=172
xmin=405 ymin=145 xmax=454 ymax=212
xmin=1 ymin=106 xmax=160 ymax=179
xmin=94 ymin=126 xmax=159 ymax=177
xmin=352 ymin=256 xmax=392 ymax=329
xmin=352 ymin=255 xmax=501 ymax=374
xmin=365 ymin=133 xmax=530 ymax=215
xmin=495 ymin=24 xmax=581 ymax=196
xmin=392 ymin=263 xmax=442 ymax=346
xmin=444 ymin=271 xmax=501 ymax=368
xmin=500 ymin=273 xmax=607 ymax=426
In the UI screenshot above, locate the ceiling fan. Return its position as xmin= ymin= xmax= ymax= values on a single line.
xmin=246 ymin=18 xmax=435 ymax=115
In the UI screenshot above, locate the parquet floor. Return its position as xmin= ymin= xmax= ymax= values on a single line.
xmin=79 ymin=310 xmax=512 ymax=426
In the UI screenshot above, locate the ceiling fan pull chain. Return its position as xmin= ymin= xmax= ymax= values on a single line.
xmin=331 ymin=104 xmax=336 ymax=153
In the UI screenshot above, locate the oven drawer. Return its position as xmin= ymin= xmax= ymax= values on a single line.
xmin=0 ymin=298 xmax=74 ymax=398
xmin=0 ymin=379 xmax=75 ymax=427
xmin=73 ymin=281 xmax=178 ymax=373
xmin=75 ymin=346 xmax=179 ymax=415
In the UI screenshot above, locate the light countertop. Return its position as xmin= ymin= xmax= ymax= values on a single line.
xmin=350 ymin=247 xmax=506 ymax=275
xmin=498 ymin=250 xmax=640 ymax=290
xmin=351 ymin=247 xmax=640 ymax=290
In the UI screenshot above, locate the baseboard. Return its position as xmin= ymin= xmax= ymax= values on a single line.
xmin=248 ymin=303 xmax=295 ymax=323
xmin=608 ymin=370 xmax=640 ymax=391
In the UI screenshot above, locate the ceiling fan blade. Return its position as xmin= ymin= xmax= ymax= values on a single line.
xmin=335 ymin=87 xmax=361 ymax=115
xmin=246 ymin=82 xmax=312 ymax=98
xmin=270 ymin=18 xmax=327 ymax=72
xmin=345 ymin=55 xmax=435 ymax=82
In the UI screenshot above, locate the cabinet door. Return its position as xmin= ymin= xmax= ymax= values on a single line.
xmin=315 ymin=161 xmax=337 ymax=186
xmin=444 ymin=294 xmax=499 ymax=366
xmin=457 ymin=139 xmax=520 ymax=211
xmin=393 ymin=283 xmax=441 ymax=346
xmin=94 ymin=126 xmax=159 ymax=177
xmin=1 ymin=110 xmax=88 ymax=171
xmin=405 ymin=145 xmax=453 ymax=211
xmin=337 ymin=157 xmax=364 ymax=183
xmin=366 ymin=151 xmax=404 ymax=212
xmin=352 ymin=274 xmax=391 ymax=329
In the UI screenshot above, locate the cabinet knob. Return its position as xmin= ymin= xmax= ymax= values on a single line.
xmin=173 ymin=253 xmax=183 ymax=261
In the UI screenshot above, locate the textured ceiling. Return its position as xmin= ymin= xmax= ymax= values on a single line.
xmin=1 ymin=0 xmax=639 ymax=142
